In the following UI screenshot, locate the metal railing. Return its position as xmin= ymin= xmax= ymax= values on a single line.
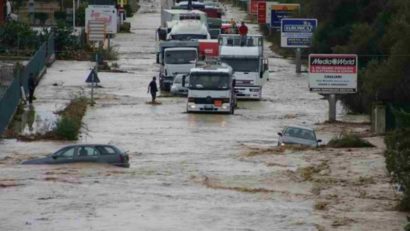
xmin=0 ymin=34 xmax=55 ymax=135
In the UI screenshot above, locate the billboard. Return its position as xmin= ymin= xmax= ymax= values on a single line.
xmin=265 ymin=2 xmax=278 ymax=26
xmin=309 ymin=54 xmax=358 ymax=94
xmin=270 ymin=3 xmax=300 ymax=28
xmin=281 ymin=18 xmax=317 ymax=48
xmin=257 ymin=2 xmax=266 ymax=24
xmin=86 ymin=5 xmax=118 ymax=34
xmin=249 ymin=0 xmax=265 ymax=16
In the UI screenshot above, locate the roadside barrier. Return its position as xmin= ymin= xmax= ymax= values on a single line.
xmin=0 ymin=34 xmax=55 ymax=135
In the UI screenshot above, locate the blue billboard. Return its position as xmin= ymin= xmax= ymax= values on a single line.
xmin=280 ymin=18 xmax=318 ymax=48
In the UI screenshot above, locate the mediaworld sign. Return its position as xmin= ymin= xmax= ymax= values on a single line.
xmin=270 ymin=3 xmax=300 ymax=28
xmin=309 ymin=54 xmax=358 ymax=94
xmin=281 ymin=18 xmax=317 ymax=48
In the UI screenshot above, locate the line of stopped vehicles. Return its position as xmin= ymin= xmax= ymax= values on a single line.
xmin=20 ymin=0 xmax=323 ymax=168
xmin=155 ymin=0 xmax=269 ymax=114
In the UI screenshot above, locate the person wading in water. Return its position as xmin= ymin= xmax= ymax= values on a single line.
xmin=147 ymin=76 xmax=158 ymax=103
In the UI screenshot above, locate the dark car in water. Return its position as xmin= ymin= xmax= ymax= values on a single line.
xmin=277 ymin=125 xmax=322 ymax=148
xmin=22 ymin=144 xmax=130 ymax=167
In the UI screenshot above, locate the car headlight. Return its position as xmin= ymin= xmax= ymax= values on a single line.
xmin=222 ymin=103 xmax=229 ymax=109
xmin=188 ymin=103 xmax=196 ymax=109
xmin=280 ymin=143 xmax=285 ymax=146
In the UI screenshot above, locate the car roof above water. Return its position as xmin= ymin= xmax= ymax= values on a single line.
xmin=284 ymin=125 xmax=315 ymax=131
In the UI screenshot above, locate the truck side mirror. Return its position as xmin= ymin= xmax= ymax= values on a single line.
xmin=182 ymin=75 xmax=186 ymax=87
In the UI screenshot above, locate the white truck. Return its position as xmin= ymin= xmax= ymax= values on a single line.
xmin=157 ymin=9 xmax=208 ymax=41
xmin=157 ymin=40 xmax=199 ymax=91
xmin=185 ymin=62 xmax=236 ymax=114
xmin=218 ymin=34 xmax=269 ymax=100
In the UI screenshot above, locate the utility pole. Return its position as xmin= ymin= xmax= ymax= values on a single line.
xmin=328 ymin=94 xmax=337 ymax=122
xmin=295 ymin=48 xmax=302 ymax=73
xmin=72 ymin=0 xmax=75 ymax=29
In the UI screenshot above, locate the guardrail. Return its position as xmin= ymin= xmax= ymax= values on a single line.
xmin=0 ymin=34 xmax=55 ymax=135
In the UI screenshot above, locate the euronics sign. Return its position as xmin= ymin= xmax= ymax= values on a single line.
xmin=309 ymin=54 xmax=358 ymax=94
xmin=281 ymin=18 xmax=317 ymax=48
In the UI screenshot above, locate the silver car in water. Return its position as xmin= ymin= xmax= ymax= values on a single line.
xmin=22 ymin=144 xmax=130 ymax=167
xmin=277 ymin=125 xmax=322 ymax=148
xmin=170 ymin=74 xmax=189 ymax=96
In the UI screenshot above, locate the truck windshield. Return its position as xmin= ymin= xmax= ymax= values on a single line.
xmin=221 ymin=58 xmax=259 ymax=72
xmin=165 ymin=50 xmax=197 ymax=64
xmin=171 ymin=34 xmax=207 ymax=40
xmin=189 ymin=73 xmax=230 ymax=90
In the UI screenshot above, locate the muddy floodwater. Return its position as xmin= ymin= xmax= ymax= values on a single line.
xmin=0 ymin=1 xmax=407 ymax=231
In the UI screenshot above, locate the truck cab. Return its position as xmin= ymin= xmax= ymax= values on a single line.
xmin=167 ymin=20 xmax=210 ymax=40
xmin=157 ymin=40 xmax=199 ymax=91
xmin=185 ymin=63 xmax=236 ymax=114
xmin=218 ymin=34 xmax=269 ymax=100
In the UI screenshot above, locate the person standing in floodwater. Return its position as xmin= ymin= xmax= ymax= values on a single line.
xmin=28 ymin=73 xmax=37 ymax=104
xmin=147 ymin=76 xmax=158 ymax=103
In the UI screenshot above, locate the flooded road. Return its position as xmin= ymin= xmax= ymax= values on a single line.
xmin=0 ymin=1 xmax=407 ymax=231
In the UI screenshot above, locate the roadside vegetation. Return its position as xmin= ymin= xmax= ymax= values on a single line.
xmin=385 ymin=129 xmax=410 ymax=211
xmin=327 ymin=133 xmax=374 ymax=148
xmin=4 ymin=97 xmax=88 ymax=141
xmin=53 ymin=97 xmax=88 ymax=140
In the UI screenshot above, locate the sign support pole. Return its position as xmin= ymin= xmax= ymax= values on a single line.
xmin=328 ymin=94 xmax=337 ymax=122
xmin=295 ymin=48 xmax=301 ymax=73
xmin=91 ymin=45 xmax=99 ymax=106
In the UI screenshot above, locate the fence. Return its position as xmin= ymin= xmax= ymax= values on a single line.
xmin=0 ymin=34 xmax=55 ymax=135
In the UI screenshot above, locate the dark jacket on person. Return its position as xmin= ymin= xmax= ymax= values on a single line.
xmin=28 ymin=75 xmax=36 ymax=91
xmin=149 ymin=80 xmax=158 ymax=93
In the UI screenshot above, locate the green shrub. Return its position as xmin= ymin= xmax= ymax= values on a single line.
xmin=53 ymin=97 xmax=87 ymax=140
xmin=327 ymin=133 xmax=374 ymax=148
xmin=55 ymin=117 xmax=79 ymax=140
xmin=385 ymin=129 xmax=410 ymax=211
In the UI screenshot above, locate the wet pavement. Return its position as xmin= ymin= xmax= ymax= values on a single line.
xmin=0 ymin=2 xmax=407 ymax=231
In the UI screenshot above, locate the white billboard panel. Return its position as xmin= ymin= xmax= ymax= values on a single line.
xmin=86 ymin=5 xmax=118 ymax=34
xmin=309 ymin=54 xmax=358 ymax=94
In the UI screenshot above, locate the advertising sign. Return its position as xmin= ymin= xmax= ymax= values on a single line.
xmin=281 ymin=18 xmax=317 ymax=48
xmin=270 ymin=3 xmax=300 ymax=28
xmin=86 ymin=5 xmax=118 ymax=34
xmin=265 ymin=2 xmax=278 ymax=26
xmin=257 ymin=2 xmax=266 ymax=24
xmin=249 ymin=0 xmax=265 ymax=16
xmin=309 ymin=54 xmax=358 ymax=94
xmin=87 ymin=20 xmax=106 ymax=42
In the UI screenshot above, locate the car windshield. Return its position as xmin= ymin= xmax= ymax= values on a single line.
xmin=171 ymin=34 xmax=207 ymax=40
xmin=173 ymin=75 xmax=189 ymax=84
xmin=284 ymin=127 xmax=316 ymax=140
xmin=221 ymin=58 xmax=259 ymax=72
xmin=165 ymin=50 xmax=197 ymax=64
xmin=189 ymin=73 xmax=230 ymax=90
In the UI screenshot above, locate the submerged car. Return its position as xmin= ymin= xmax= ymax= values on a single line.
xmin=171 ymin=74 xmax=189 ymax=96
xmin=277 ymin=125 xmax=322 ymax=148
xmin=22 ymin=144 xmax=130 ymax=167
